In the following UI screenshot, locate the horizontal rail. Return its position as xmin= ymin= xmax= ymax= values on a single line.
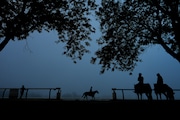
xmin=112 ymin=88 xmax=180 ymax=100
xmin=0 ymin=88 xmax=61 ymax=99
xmin=1 ymin=87 xmax=180 ymax=100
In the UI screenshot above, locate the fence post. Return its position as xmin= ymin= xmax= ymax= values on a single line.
xmin=122 ymin=89 xmax=124 ymax=100
xmin=56 ymin=88 xmax=61 ymax=100
xmin=112 ymin=88 xmax=117 ymax=100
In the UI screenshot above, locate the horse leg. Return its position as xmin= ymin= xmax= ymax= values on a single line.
xmin=159 ymin=94 xmax=161 ymax=100
xmin=155 ymin=93 xmax=158 ymax=100
xmin=158 ymin=93 xmax=162 ymax=100
xmin=140 ymin=93 xmax=143 ymax=100
xmin=157 ymin=94 xmax=159 ymax=100
xmin=147 ymin=93 xmax=152 ymax=100
xmin=137 ymin=94 xmax=140 ymax=100
xmin=146 ymin=93 xmax=150 ymax=100
xmin=137 ymin=93 xmax=141 ymax=100
xmin=137 ymin=93 xmax=142 ymax=100
xmin=162 ymin=93 xmax=168 ymax=100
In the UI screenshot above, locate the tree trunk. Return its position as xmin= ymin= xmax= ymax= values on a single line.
xmin=0 ymin=37 xmax=11 ymax=52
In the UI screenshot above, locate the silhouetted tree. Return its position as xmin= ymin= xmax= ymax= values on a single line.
xmin=1 ymin=0 xmax=180 ymax=74
xmin=92 ymin=0 xmax=180 ymax=74
xmin=0 ymin=0 xmax=97 ymax=63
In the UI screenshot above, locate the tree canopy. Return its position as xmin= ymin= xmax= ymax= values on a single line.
xmin=92 ymin=0 xmax=180 ymax=74
xmin=0 ymin=0 xmax=97 ymax=62
xmin=0 ymin=0 xmax=180 ymax=74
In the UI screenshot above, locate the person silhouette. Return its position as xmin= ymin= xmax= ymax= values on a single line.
xmin=19 ymin=85 xmax=25 ymax=99
xmin=90 ymin=86 xmax=93 ymax=93
xmin=138 ymin=73 xmax=144 ymax=85
xmin=157 ymin=73 xmax=163 ymax=85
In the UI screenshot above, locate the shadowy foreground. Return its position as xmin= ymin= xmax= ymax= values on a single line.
xmin=0 ymin=99 xmax=179 ymax=118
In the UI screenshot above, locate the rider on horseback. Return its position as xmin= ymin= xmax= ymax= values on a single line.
xmin=90 ymin=86 xmax=93 ymax=93
xmin=157 ymin=73 xmax=164 ymax=85
xmin=138 ymin=73 xmax=144 ymax=85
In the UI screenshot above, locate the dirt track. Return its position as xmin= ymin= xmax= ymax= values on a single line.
xmin=0 ymin=99 xmax=179 ymax=118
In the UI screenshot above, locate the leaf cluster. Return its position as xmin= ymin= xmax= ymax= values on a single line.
xmin=0 ymin=0 xmax=98 ymax=63
xmin=92 ymin=0 xmax=180 ymax=74
xmin=1 ymin=0 xmax=180 ymax=74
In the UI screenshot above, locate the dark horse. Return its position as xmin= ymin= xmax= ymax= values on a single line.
xmin=154 ymin=84 xmax=174 ymax=100
xmin=134 ymin=83 xmax=152 ymax=100
xmin=82 ymin=90 xmax=99 ymax=100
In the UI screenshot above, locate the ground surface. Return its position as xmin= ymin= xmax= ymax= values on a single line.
xmin=0 ymin=99 xmax=179 ymax=119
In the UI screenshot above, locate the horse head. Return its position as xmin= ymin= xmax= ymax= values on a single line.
xmin=94 ymin=90 xmax=99 ymax=94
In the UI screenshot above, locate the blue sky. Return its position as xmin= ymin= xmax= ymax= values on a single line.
xmin=1 ymin=28 xmax=180 ymax=100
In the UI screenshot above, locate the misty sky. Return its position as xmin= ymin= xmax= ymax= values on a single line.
xmin=1 ymin=27 xmax=180 ymax=100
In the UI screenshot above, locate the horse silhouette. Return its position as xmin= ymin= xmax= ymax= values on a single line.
xmin=82 ymin=90 xmax=99 ymax=100
xmin=154 ymin=84 xmax=174 ymax=100
xmin=134 ymin=83 xmax=152 ymax=100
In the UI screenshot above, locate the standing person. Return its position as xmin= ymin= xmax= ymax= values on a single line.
xmin=19 ymin=85 xmax=25 ymax=99
xmin=157 ymin=73 xmax=163 ymax=85
xmin=138 ymin=73 xmax=144 ymax=85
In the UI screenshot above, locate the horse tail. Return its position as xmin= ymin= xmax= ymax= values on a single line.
xmin=166 ymin=85 xmax=175 ymax=100
xmin=82 ymin=93 xmax=85 ymax=98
